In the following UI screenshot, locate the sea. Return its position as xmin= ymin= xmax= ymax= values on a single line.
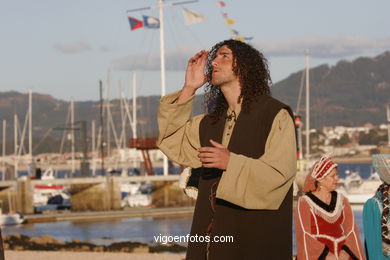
xmin=1 ymin=163 xmax=376 ymax=254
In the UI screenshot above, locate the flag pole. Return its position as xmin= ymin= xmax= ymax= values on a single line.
xmin=127 ymin=0 xmax=199 ymax=176
xmin=158 ymin=0 xmax=169 ymax=176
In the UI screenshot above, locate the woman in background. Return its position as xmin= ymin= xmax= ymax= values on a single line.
xmin=295 ymin=155 xmax=365 ymax=260
xmin=363 ymin=163 xmax=390 ymax=259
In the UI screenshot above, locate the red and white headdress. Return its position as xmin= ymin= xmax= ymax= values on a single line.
xmin=303 ymin=154 xmax=338 ymax=193
xmin=310 ymin=154 xmax=338 ymax=181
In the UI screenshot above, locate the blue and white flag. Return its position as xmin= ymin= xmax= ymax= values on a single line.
xmin=143 ymin=15 xmax=160 ymax=29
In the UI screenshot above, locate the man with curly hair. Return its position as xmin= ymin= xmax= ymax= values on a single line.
xmin=157 ymin=39 xmax=297 ymax=259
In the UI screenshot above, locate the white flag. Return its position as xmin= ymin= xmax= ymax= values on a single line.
xmin=182 ymin=8 xmax=206 ymax=25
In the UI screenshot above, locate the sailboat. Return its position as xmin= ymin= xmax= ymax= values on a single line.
xmin=294 ymin=55 xmax=316 ymax=194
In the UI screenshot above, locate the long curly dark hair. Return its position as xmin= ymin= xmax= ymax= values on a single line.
xmin=203 ymin=39 xmax=272 ymax=121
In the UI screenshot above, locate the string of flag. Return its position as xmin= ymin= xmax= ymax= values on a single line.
xmin=127 ymin=8 xmax=206 ymax=31
xmin=215 ymin=1 xmax=253 ymax=42
xmin=128 ymin=15 xmax=160 ymax=31
xmin=126 ymin=2 xmax=251 ymax=42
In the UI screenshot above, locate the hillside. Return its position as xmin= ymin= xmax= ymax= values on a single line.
xmin=272 ymin=51 xmax=390 ymax=127
xmin=0 ymin=51 xmax=389 ymax=153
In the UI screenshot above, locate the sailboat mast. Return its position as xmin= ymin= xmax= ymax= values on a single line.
xmin=28 ymin=90 xmax=33 ymax=174
xmin=387 ymin=105 xmax=390 ymax=146
xmin=132 ymin=72 xmax=137 ymax=170
xmin=2 ymin=120 xmax=6 ymax=181
xmin=305 ymin=55 xmax=310 ymax=161
xmin=159 ymin=0 xmax=166 ymax=97
xmin=106 ymin=71 xmax=111 ymax=159
xmin=127 ymin=0 xmax=198 ymax=176
xmin=99 ymin=80 xmax=105 ymax=177
xmin=132 ymin=72 xmax=137 ymax=140
xmin=14 ymin=114 xmax=18 ymax=179
xmin=71 ymin=98 xmax=75 ymax=176
xmin=159 ymin=0 xmax=169 ymax=176
xmin=92 ymin=120 xmax=96 ymax=176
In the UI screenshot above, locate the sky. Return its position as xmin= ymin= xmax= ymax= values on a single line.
xmin=1 ymin=0 xmax=390 ymax=101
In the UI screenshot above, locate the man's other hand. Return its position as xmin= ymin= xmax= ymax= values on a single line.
xmin=198 ymin=139 xmax=230 ymax=170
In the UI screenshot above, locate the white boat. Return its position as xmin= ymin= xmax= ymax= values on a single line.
xmin=33 ymin=168 xmax=71 ymax=213
xmin=120 ymin=180 xmax=152 ymax=208
xmin=0 ymin=213 xmax=24 ymax=226
xmin=337 ymin=170 xmax=382 ymax=204
xmin=0 ymin=201 xmax=24 ymax=226
xmin=125 ymin=194 xmax=152 ymax=207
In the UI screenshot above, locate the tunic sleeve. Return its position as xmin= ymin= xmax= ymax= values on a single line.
xmin=295 ymin=198 xmax=335 ymax=260
xmin=156 ymin=91 xmax=203 ymax=168
xmin=342 ymin=197 xmax=366 ymax=260
xmin=215 ymin=109 xmax=297 ymax=210
xmin=363 ymin=198 xmax=385 ymax=260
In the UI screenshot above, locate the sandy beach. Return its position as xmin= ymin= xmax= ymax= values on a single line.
xmin=4 ymin=251 xmax=185 ymax=260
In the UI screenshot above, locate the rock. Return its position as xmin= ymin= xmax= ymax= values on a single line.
xmin=93 ymin=246 xmax=104 ymax=252
xmin=81 ymin=245 xmax=90 ymax=251
xmin=10 ymin=234 xmax=22 ymax=240
xmin=132 ymin=245 xmax=149 ymax=253
xmin=30 ymin=235 xmax=64 ymax=245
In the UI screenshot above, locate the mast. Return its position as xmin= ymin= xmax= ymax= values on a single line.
xmin=99 ymin=80 xmax=105 ymax=177
xmin=158 ymin=0 xmax=169 ymax=176
xmin=132 ymin=72 xmax=137 ymax=171
xmin=159 ymin=0 xmax=166 ymax=97
xmin=305 ymin=55 xmax=310 ymax=161
xmin=92 ymin=120 xmax=96 ymax=176
xmin=14 ymin=114 xmax=18 ymax=179
xmin=106 ymin=70 xmax=111 ymax=159
xmin=2 ymin=120 xmax=6 ymax=181
xmin=158 ymin=0 xmax=168 ymax=176
xmin=127 ymin=0 xmax=198 ymax=176
xmin=28 ymin=90 xmax=33 ymax=176
xmin=119 ymin=81 xmax=126 ymax=150
xmin=71 ymin=98 xmax=75 ymax=176
xmin=387 ymin=105 xmax=390 ymax=146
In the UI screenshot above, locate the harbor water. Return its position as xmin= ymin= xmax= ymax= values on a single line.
xmin=1 ymin=162 xmax=374 ymax=254
xmin=2 ymin=208 xmax=365 ymax=255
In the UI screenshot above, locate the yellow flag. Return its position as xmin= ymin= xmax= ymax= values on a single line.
xmin=225 ymin=19 xmax=235 ymax=25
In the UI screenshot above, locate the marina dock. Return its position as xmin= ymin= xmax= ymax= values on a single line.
xmin=23 ymin=206 xmax=194 ymax=223
xmin=0 ymin=175 xmax=183 ymax=214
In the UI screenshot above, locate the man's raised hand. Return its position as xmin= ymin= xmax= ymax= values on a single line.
xmin=176 ymin=50 xmax=209 ymax=103
xmin=184 ymin=50 xmax=208 ymax=90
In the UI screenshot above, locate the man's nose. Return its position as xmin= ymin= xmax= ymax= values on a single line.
xmin=211 ymin=59 xmax=218 ymax=68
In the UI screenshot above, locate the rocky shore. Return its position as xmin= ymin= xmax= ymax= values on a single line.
xmin=4 ymin=251 xmax=185 ymax=260
xmin=3 ymin=234 xmax=186 ymax=253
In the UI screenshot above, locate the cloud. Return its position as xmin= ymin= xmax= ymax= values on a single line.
xmin=111 ymin=46 xmax=196 ymax=71
xmin=256 ymin=36 xmax=390 ymax=58
xmin=54 ymin=40 xmax=92 ymax=54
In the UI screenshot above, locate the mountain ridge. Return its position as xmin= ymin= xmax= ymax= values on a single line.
xmin=0 ymin=51 xmax=389 ymax=153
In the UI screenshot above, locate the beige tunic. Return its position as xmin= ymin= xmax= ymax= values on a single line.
xmin=157 ymin=90 xmax=297 ymax=210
